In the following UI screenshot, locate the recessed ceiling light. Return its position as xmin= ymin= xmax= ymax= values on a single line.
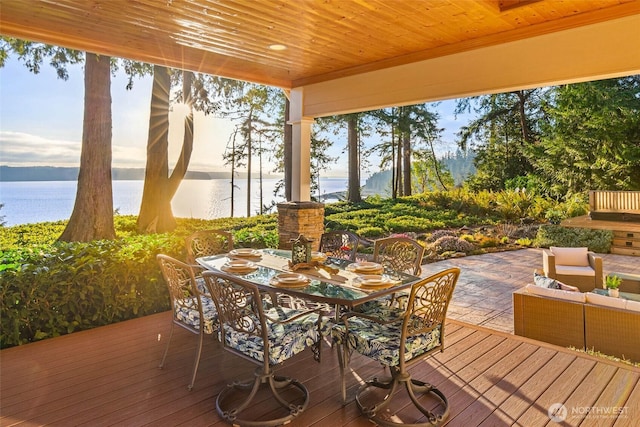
xmin=268 ymin=44 xmax=287 ymax=51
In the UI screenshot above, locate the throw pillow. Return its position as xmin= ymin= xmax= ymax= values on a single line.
xmin=533 ymin=271 xmax=561 ymax=289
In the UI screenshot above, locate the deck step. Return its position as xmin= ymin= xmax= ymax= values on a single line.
xmin=612 ymin=238 xmax=640 ymax=248
xmin=611 ymin=230 xmax=640 ymax=256
xmin=610 ymin=246 xmax=640 ymax=256
xmin=613 ymin=230 xmax=640 ymax=239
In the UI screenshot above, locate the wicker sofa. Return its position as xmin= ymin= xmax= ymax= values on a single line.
xmin=513 ymin=285 xmax=640 ymax=362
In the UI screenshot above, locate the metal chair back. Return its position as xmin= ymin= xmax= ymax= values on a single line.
xmin=374 ymin=236 xmax=425 ymax=276
xmin=319 ymin=230 xmax=360 ymax=262
xmin=185 ymin=230 xmax=233 ymax=264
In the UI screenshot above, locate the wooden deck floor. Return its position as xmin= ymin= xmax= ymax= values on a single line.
xmin=1 ymin=312 xmax=638 ymax=426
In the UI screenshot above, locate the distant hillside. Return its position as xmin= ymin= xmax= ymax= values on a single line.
xmin=0 ymin=166 xmax=279 ymax=181
xmin=364 ymin=150 xmax=476 ymax=192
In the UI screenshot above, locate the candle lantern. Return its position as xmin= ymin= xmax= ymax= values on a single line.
xmin=291 ymin=234 xmax=313 ymax=265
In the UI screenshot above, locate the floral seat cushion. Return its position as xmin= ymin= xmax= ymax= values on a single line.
xmin=175 ymin=296 xmax=218 ymax=335
xmin=355 ymin=299 xmax=406 ymax=320
xmin=332 ymin=315 xmax=441 ymax=366
xmin=222 ymin=307 xmax=332 ymax=365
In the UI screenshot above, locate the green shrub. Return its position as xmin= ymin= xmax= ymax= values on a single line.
xmin=534 ymin=225 xmax=613 ymax=253
xmin=356 ymin=226 xmax=386 ymax=238
xmin=0 ymin=215 xmax=279 ymax=348
xmin=431 ymin=236 xmax=475 ymax=253
xmin=477 ymin=236 xmax=500 ymax=248
xmin=516 ymin=237 xmax=533 ymax=247
xmin=0 ymin=238 xmax=177 ymax=348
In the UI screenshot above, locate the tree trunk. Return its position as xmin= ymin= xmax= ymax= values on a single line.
xmin=402 ymin=132 xmax=412 ymax=196
xmin=137 ymin=66 xmax=174 ymax=233
xmin=347 ymin=115 xmax=362 ymax=202
xmin=167 ymin=71 xmax=194 ymax=197
xmin=515 ymin=90 xmax=532 ymax=144
xmin=246 ymin=112 xmax=253 ymax=217
xmin=138 ymin=68 xmax=195 ymax=233
xmin=284 ymin=98 xmax=292 ymax=201
xmin=59 ymin=52 xmax=115 ymax=242
xmin=391 ymin=112 xmax=397 ymax=199
xmin=395 ymin=131 xmax=403 ymax=197
xmin=259 ymin=135 xmax=263 ymax=215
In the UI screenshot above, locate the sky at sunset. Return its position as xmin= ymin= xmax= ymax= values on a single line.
xmin=0 ymin=56 xmax=464 ymax=178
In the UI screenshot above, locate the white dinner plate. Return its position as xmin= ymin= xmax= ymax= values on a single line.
xmin=221 ymin=260 xmax=257 ymax=273
xmin=229 ymin=248 xmax=261 ymax=258
xmin=353 ymin=274 xmax=397 ymax=289
xmin=271 ymin=273 xmax=310 ymax=288
xmin=347 ymin=262 xmax=383 ymax=273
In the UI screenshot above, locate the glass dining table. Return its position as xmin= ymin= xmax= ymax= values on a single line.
xmin=196 ymin=248 xmax=422 ymax=312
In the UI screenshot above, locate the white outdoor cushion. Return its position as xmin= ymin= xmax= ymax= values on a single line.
xmin=625 ymin=300 xmax=640 ymax=312
xmin=551 ymin=247 xmax=589 ymax=266
xmin=525 ymin=284 xmax=586 ymax=303
xmin=586 ymin=292 xmax=627 ymax=309
xmin=558 ymin=283 xmax=580 ymax=292
xmin=555 ymin=265 xmax=595 ymax=277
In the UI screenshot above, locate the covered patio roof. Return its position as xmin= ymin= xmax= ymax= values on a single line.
xmin=2 ymin=0 xmax=639 ymax=117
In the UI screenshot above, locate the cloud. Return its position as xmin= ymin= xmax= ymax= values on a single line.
xmin=0 ymin=131 xmax=81 ymax=166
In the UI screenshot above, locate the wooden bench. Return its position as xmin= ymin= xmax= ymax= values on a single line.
xmin=586 ymin=191 xmax=640 ymax=255
xmin=589 ymin=190 xmax=640 ymax=222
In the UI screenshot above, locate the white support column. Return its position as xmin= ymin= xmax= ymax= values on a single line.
xmin=289 ymin=88 xmax=313 ymax=202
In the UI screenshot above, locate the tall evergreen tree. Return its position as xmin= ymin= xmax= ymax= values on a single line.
xmin=1 ymin=37 xmax=149 ymax=241
xmin=59 ymin=53 xmax=115 ymax=241
xmin=137 ymin=67 xmax=196 ymax=232
xmin=534 ymin=77 xmax=640 ymax=194
xmin=457 ymin=91 xmax=541 ymax=191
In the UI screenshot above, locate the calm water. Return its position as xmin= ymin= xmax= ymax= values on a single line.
xmin=0 ymin=178 xmax=351 ymax=226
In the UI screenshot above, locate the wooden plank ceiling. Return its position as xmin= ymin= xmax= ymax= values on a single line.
xmin=1 ymin=0 xmax=638 ymax=89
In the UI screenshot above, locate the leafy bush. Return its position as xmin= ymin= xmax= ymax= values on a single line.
xmin=0 ymin=215 xmax=279 ymax=348
xmin=534 ymin=225 xmax=613 ymax=253
xmin=516 ymin=237 xmax=533 ymax=247
xmin=476 ymin=236 xmax=500 ymax=248
xmin=431 ymin=236 xmax=475 ymax=254
xmin=0 ymin=238 xmax=176 ymax=348
xmin=426 ymin=229 xmax=457 ymax=242
xmin=355 ymin=226 xmax=386 ymax=238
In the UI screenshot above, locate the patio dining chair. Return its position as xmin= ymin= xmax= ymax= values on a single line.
xmin=201 ymin=270 xmax=331 ymax=427
xmin=185 ymin=229 xmax=234 ymax=296
xmin=332 ymin=268 xmax=460 ymax=427
xmin=358 ymin=236 xmax=427 ymax=312
xmin=185 ymin=229 xmax=234 ymax=264
xmin=373 ymin=236 xmax=425 ymax=276
xmin=319 ymin=230 xmax=360 ymax=262
xmin=156 ymin=254 xmax=218 ymax=391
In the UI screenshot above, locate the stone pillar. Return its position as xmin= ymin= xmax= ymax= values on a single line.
xmin=277 ymin=201 xmax=324 ymax=250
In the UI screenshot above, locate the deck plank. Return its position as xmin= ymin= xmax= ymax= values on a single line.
xmin=1 ymin=313 xmax=638 ymax=427
xmin=516 ymin=356 xmax=597 ymax=426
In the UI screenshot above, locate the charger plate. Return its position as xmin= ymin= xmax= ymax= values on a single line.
xmin=229 ymin=248 xmax=262 ymax=258
xmin=221 ymin=259 xmax=258 ymax=273
xmin=346 ymin=261 xmax=384 ymax=274
xmin=352 ymin=274 xmax=398 ymax=289
xmin=270 ymin=273 xmax=310 ymax=288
